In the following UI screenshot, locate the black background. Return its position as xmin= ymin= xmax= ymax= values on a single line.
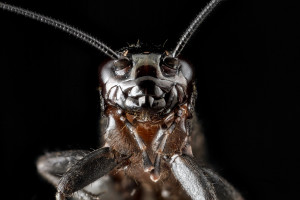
xmin=0 ymin=0 xmax=299 ymax=199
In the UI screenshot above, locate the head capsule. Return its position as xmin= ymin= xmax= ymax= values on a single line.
xmin=99 ymin=48 xmax=194 ymax=117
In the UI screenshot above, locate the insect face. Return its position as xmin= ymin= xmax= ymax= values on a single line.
xmin=1 ymin=1 xmax=245 ymax=200
xmin=99 ymin=50 xmax=193 ymax=118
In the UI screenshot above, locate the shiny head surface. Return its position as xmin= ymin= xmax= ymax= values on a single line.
xmin=99 ymin=50 xmax=194 ymax=118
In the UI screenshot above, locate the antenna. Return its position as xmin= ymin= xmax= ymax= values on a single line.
xmin=172 ymin=0 xmax=224 ymax=57
xmin=0 ymin=2 xmax=120 ymax=59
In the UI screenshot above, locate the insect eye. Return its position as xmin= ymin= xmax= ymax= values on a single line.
xmin=113 ymin=57 xmax=132 ymax=71
xmin=163 ymin=56 xmax=179 ymax=69
xmin=161 ymin=56 xmax=179 ymax=76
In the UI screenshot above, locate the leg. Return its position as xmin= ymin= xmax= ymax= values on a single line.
xmin=37 ymin=150 xmax=89 ymax=186
xmin=150 ymin=121 xmax=177 ymax=181
xmin=168 ymin=154 xmax=244 ymax=200
xmin=37 ymin=150 xmax=103 ymax=200
xmin=202 ymin=168 xmax=244 ymax=200
xmin=151 ymin=107 xmax=187 ymax=181
xmin=37 ymin=147 xmax=127 ymax=200
xmin=124 ymin=118 xmax=154 ymax=172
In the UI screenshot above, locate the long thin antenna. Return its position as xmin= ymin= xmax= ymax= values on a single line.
xmin=0 ymin=2 xmax=120 ymax=59
xmin=172 ymin=0 xmax=224 ymax=57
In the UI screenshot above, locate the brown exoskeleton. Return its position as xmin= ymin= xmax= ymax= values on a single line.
xmin=1 ymin=0 xmax=244 ymax=200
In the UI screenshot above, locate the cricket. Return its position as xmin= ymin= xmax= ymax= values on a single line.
xmin=0 ymin=0 xmax=244 ymax=200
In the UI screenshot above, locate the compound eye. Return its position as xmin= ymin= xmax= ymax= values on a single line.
xmin=114 ymin=57 xmax=132 ymax=70
xmin=161 ymin=56 xmax=179 ymax=76
xmin=163 ymin=56 xmax=179 ymax=69
xmin=113 ymin=57 xmax=132 ymax=75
